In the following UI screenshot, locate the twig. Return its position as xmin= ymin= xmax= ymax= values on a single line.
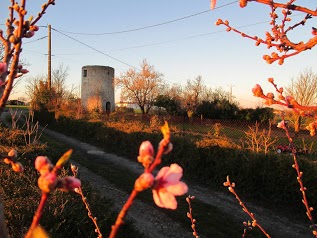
xmin=224 ymin=176 xmax=271 ymax=238
xmin=71 ymin=164 xmax=103 ymax=238
xmin=186 ymin=195 xmax=199 ymax=238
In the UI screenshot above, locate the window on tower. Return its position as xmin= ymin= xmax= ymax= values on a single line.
xmin=83 ymin=69 xmax=87 ymax=77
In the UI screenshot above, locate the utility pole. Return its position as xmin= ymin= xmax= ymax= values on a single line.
xmin=48 ymin=24 xmax=51 ymax=90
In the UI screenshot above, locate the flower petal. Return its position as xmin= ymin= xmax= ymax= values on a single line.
xmin=155 ymin=166 xmax=170 ymax=180
xmin=152 ymin=189 xmax=164 ymax=208
xmin=166 ymin=181 xmax=188 ymax=196
xmin=162 ymin=164 xmax=183 ymax=184
xmin=153 ymin=188 xmax=177 ymax=209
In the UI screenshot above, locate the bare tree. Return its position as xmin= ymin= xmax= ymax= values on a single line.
xmin=116 ymin=59 xmax=164 ymax=115
xmin=286 ymin=68 xmax=317 ymax=106
xmin=183 ymin=75 xmax=206 ymax=114
xmin=285 ymin=68 xmax=317 ymax=132
xmin=52 ymin=63 xmax=70 ymax=103
xmin=25 ymin=74 xmax=45 ymax=103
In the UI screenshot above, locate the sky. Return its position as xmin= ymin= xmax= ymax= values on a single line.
xmin=1 ymin=0 xmax=317 ymax=108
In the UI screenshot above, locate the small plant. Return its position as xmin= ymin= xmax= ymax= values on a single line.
xmin=244 ymin=121 xmax=277 ymax=154
xmin=213 ymin=122 xmax=221 ymax=137
xmin=71 ymin=164 xmax=103 ymax=238
xmin=186 ymin=195 xmax=199 ymax=238
xmin=223 ymin=176 xmax=271 ymax=238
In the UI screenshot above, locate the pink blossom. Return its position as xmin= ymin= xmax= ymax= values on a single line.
xmin=152 ymin=164 xmax=188 ymax=210
xmin=0 ymin=62 xmax=7 ymax=75
xmin=35 ymin=156 xmax=53 ymax=175
xmin=38 ymin=172 xmax=57 ymax=193
xmin=57 ymin=176 xmax=81 ymax=192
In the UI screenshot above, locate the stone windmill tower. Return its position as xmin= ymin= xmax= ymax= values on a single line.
xmin=81 ymin=65 xmax=115 ymax=113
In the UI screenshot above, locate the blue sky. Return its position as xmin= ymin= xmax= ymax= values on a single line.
xmin=1 ymin=0 xmax=317 ymax=108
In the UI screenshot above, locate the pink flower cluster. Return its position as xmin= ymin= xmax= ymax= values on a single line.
xmin=35 ymin=156 xmax=81 ymax=194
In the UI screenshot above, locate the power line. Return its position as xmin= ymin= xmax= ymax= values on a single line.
xmin=107 ymin=20 xmax=272 ymax=52
xmin=24 ymin=36 xmax=47 ymax=44
xmin=56 ymin=1 xmax=237 ymax=36
xmin=51 ymin=27 xmax=139 ymax=70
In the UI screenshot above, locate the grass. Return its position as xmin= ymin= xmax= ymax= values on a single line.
xmin=5 ymin=105 xmax=29 ymax=111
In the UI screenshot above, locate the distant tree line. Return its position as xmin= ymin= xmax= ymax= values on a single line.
xmin=155 ymin=94 xmax=274 ymax=122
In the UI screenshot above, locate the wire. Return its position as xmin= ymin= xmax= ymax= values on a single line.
xmin=24 ymin=36 xmax=47 ymax=44
xmin=99 ymin=20 xmax=272 ymax=52
xmin=51 ymin=27 xmax=139 ymax=70
xmin=56 ymin=1 xmax=237 ymax=35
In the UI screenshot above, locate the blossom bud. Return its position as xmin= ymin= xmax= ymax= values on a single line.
xmin=134 ymin=173 xmax=154 ymax=192
xmin=29 ymin=25 xmax=39 ymax=31
xmin=20 ymin=69 xmax=29 ymax=74
xmin=0 ymin=62 xmax=7 ymax=76
xmin=138 ymin=141 xmax=155 ymax=168
xmin=9 ymin=35 xmax=18 ymax=44
xmin=8 ymin=149 xmax=17 ymax=158
xmin=12 ymin=162 xmax=23 ymax=172
xmin=159 ymin=140 xmax=173 ymax=154
xmin=239 ymin=0 xmax=247 ymax=8
xmin=215 ymin=19 xmax=223 ymax=26
xmin=35 ymin=156 xmax=53 ymax=175
xmin=57 ymin=176 xmax=81 ymax=192
xmin=266 ymin=92 xmax=274 ymax=99
xmin=38 ymin=172 xmax=57 ymax=193
xmin=3 ymin=158 xmax=11 ymax=164
xmin=139 ymin=141 xmax=154 ymax=158
xmin=210 ymin=0 xmax=216 ymax=10
xmin=252 ymin=84 xmax=264 ymax=97
xmin=277 ymin=121 xmax=286 ymax=129
xmin=24 ymin=31 xmax=34 ymax=38
xmin=12 ymin=4 xmax=20 ymax=12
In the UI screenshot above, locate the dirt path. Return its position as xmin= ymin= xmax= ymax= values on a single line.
xmin=41 ymin=128 xmax=314 ymax=238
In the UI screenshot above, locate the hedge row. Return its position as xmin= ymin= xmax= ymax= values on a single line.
xmin=49 ymin=116 xmax=317 ymax=215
